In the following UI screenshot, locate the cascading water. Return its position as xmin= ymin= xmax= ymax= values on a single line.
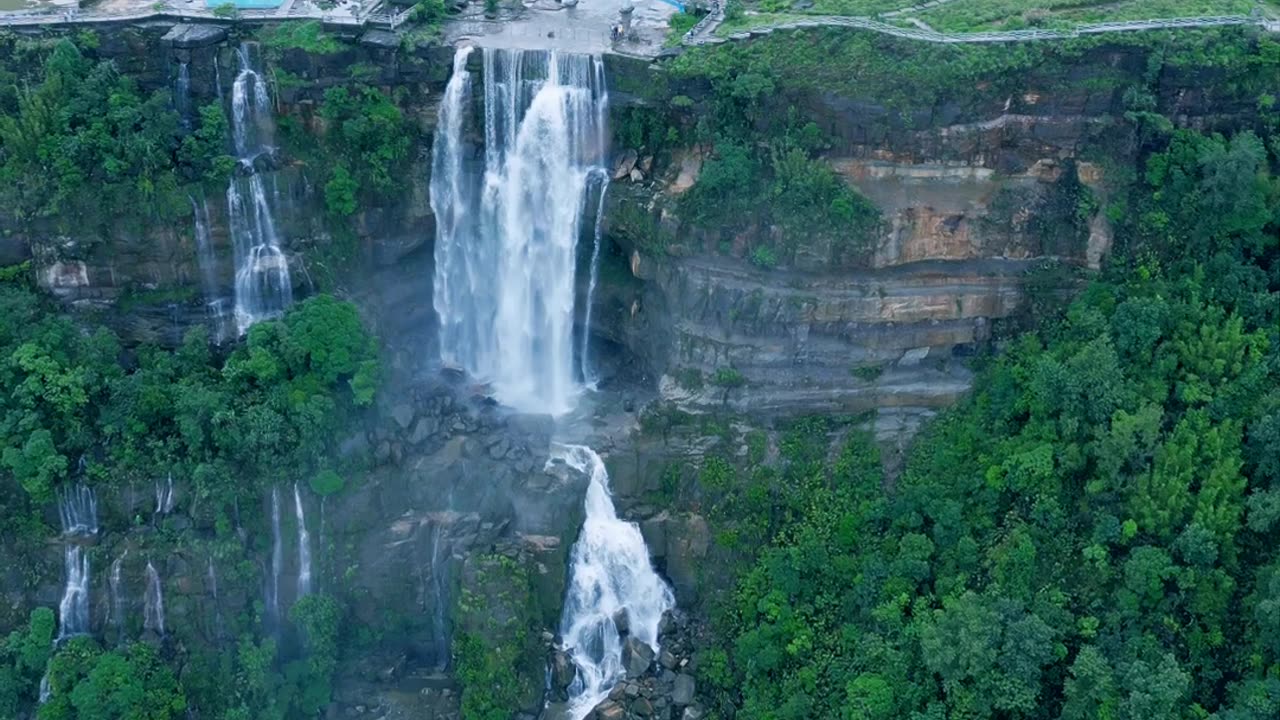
xmin=294 ymin=483 xmax=311 ymax=598
xmin=228 ymin=42 xmax=291 ymax=334
xmin=144 ymin=561 xmax=165 ymax=635
xmin=231 ymin=43 xmax=273 ymax=160
xmin=556 ymin=446 xmax=674 ymax=719
xmin=431 ymin=47 xmax=609 ymax=415
xmin=56 ymin=485 xmax=98 ymax=640
xmin=579 ymin=177 xmax=608 ymax=386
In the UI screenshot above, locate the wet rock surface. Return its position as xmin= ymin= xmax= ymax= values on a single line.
xmin=570 ymin=610 xmax=705 ymax=720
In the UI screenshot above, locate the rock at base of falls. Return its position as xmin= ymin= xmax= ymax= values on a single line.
xmin=621 ymin=636 xmax=654 ymax=678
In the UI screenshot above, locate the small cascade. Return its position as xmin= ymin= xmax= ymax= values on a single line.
xmin=556 ymin=446 xmax=674 ymax=719
xmin=228 ymin=42 xmax=291 ymax=334
xmin=58 ymin=484 xmax=98 ymax=537
xmin=428 ymin=522 xmax=451 ymax=671
xmin=56 ymin=485 xmax=98 ymax=640
xmin=293 ymin=483 xmax=311 ymax=598
xmin=39 ymin=672 xmax=50 ymax=704
xmin=109 ymin=551 xmax=126 ymax=636
xmin=579 ymin=176 xmax=608 ymax=386
xmin=268 ymin=486 xmax=283 ymax=622
xmin=154 ymin=473 xmax=175 ymax=515
xmin=175 ymin=61 xmax=191 ymax=128
xmin=144 ymin=561 xmax=165 ymax=636
xmin=431 ymin=47 xmax=610 ymax=415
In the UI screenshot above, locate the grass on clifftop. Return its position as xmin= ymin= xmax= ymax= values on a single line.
xmin=728 ymin=0 xmax=1280 ymax=32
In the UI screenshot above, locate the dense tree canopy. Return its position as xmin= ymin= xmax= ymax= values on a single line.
xmin=697 ymin=124 xmax=1280 ymax=720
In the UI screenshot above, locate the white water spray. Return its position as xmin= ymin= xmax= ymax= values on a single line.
xmin=557 ymin=445 xmax=674 ymax=718
xmin=431 ymin=47 xmax=609 ymax=415
xmin=294 ymin=483 xmax=312 ymax=598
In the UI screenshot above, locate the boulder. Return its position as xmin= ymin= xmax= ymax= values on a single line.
xmin=613 ymin=149 xmax=638 ymax=180
xmin=659 ymin=649 xmax=677 ymax=670
xmin=391 ymin=403 xmax=414 ymax=430
xmin=672 ymin=674 xmax=696 ymax=706
xmin=161 ymin=24 xmax=227 ymax=49
xmin=591 ymin=701 xmax=626 ymax=720
xmin=622 ymin=636 xmax=655 ymax=678
xmin=631 ymin=697 xmax=655 ymax=716
xmin=551 ymin=650 xmax=576 ymax=691
xmin=612 ymin=608 xmax=630 ymax=636
xmin=682 ymin=706 xmax=705 ymax=720
xmin=897 ymin=346 xmax=930 ymax=367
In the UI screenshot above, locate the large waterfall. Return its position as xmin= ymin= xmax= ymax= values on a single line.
xmin=557 ymin=446 xmax=675 ymax=718
xmin=56 ymin=485 xmax=98 ymax=640
xmin=228 ymin=42 xmax=292 ymax=334
xmin=431 ymin=47 xmax=609 ymax=416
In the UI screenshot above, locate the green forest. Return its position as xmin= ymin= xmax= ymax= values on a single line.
xmin=0 ymin=15 xmax=1278 ymax=720
xmin=689 ymin=126 xmax=1280 ymax=718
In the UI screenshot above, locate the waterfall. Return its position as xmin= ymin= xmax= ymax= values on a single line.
xmin=144 ymin=561 xmax=165 ymax=636
xmin=175 ymin=61 xmax=191 ymax=128
xmin=268 ymin=486 xmax=283 ymax=622
xmin=580 ymin=177 xmax=608 ymax=387
xmin=109 ymin=551 xmax=126 ymax=636
xmin=231 ymin=43 xmax=273 ymax=160
xmin=294 ymin=483 xmax=312 ymax=598
xmin=154 ymin=473 xmax=175 ymax=515
xmin=58 ymin=484 xmax=97 ymax=537
xmin=56 ymin=485 xmax=98 ymax=640
xmin=191 ymin=195 xmax=232 ymax=337
xmin=431 ymin=47 xmax=610 ymax=416
xmin=556 ymin=446 xmax=674 ymax=719
xmin=215 ymin=56 xmax=224 ymax=103
xmin=57 ymin=546 xmax=91 ymax=640
xmin=228 ymin=42 xmax=291 ymax=334
xmin=428 ymin=522 xmax=451 ymax=671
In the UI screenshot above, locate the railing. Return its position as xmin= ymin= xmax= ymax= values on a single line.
xmin=0 ymin=1 xmax=375 ymax=28
xmin=685 ymin=12 xmax=1272 ymax=46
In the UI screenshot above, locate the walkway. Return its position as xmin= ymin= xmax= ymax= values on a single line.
xmin=683 ymin=11 xmax=1278 ymax=47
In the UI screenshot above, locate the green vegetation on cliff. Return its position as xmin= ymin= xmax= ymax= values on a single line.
xmin=0 ymin=36 xmax=233 ymax=232
xmin=691 ymin=117 xmax=1279 ymax=719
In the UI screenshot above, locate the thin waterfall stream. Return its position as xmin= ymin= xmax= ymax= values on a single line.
xmin=294 ymin=483 xmax=312 ymax=598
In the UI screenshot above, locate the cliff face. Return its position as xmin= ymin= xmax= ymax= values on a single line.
xmin=2 ymin=23 xmax=1271 ymax=718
